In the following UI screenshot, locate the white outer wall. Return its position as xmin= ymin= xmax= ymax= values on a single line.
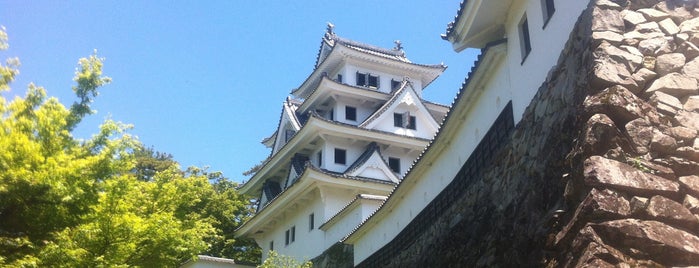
xmin=370 ymin=102 xmax=439 ymax=139
xmin=337 ymin=62 xmax=425 ymax=96
xmin=506 ymin=0 xmax=589 ymax=122
xmin=352 ymin=62 xmax=512 ymax=263
xmin=351 ymin=1 xmax=588 ymax=264
xmin=256 ymin=194 xmax=324 ymax=261
xmin=323 ymin=200 xmax=383 ymax=250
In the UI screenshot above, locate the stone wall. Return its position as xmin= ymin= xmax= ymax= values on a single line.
xmin=555 ymin=0 xmax=699 ymax=266
xmin=348 ymin=0 xmax=699 ymax=267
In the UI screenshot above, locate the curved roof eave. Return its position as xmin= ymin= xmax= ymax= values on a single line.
xmin=235 ymin=164 xmax=395 ymax=237
xmin=292 ymin=42 xmax=446 ymax=99
xmin=237 ymin=112 xmax=431 ymax=195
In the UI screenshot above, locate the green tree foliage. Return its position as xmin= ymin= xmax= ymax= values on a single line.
xmin=132 ymin=145 xmax=177 ymax=181
xmin=258 ymin=251 xmax=312 ymax=268
xmin=0 ymin=28 xmax=260 ymax=267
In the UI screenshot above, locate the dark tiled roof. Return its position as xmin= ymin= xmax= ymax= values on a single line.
xmin=344 ymin=142 xmax=380 ymax=174
xmin=441 ymin=1 xmax=469 ymax=40
xmin=343 ymin=38 xmax=507 ymax=243
xmin=262 ymin=181 xmax=281 ymax=202
xmin=240 ymin=161 xmax=396 ymax=228
xmin=359 ymin=80 xmax=411 ymax=127
xmin=237 ymin=110 xmax=429 ymax=192
xmin=315 ymin=23 xmax=409 ymax=68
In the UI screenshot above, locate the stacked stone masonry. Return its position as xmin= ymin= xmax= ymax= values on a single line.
xmin=342 ymin=0 xmax=699 ymax=267
xmin=558 ymin=0 xmax=699 ymax=266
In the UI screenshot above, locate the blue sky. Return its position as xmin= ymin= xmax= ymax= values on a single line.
xmin=1 ymin=1 xmax=478 ymax=182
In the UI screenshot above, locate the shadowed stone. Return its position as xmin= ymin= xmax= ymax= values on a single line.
xmin=683 ymin=194 xmax=699 ymax=214
xmin=646 ymin=73 xmax=699 ymax=97
xmin=650 ymin=91 xmax=683 ymax=116
xmin=655 ymin=53 xmax=686 ymax=76
xmin=586 ymin=85 xmax=660 ymax=125
xmin=622 ymin=10 xmax=647 ymax=25
xmin=638 ymin=8 xmax=670 ymax=21
xmin=632 ymin=68 xmax=657 ymax=89
xmin=682 ymin=57 xmax=699 ymax=80
xmin=669 ymin=126 xmax=698 ymax=143
xmin=626 ymin=118 xmax=654 ymax=154
xmin=655 ymin=1 xmax=695 ymax=24
xmin=584 ymin=156 xmax=680 ymax=197
xmin=639 ymin=36 xmax=676 ymax=56
xmin=630 ymin=196 xmax=649 ymax=215
xmin=677 ymin=146 xmax=699 ymax=162
xmin=680 ymin=175 xmax=699 ymax=197
xmin=684 ymin=96 xmax=699 ymax=113
xmin=658 ymin=17 xmax=680 ymax=35
xmin=680 ymin=16 xmax=699 ymax=33
xmin=592 ymin=219 xmax=699 ymax=266
xmin=676 ymin=110 xmax=699 ymax=130
xmin=592 ymin=31 xmax=624 ymax=46
xmin=592 ymin=7 xmax=625 ymax=33
xmin=646 ymin=195 xmax=699 ymax=229
xmin=651 ymin=130 xmax=678 ymax=155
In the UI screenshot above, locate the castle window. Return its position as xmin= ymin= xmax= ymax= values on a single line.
xmin=309 ymin=213 xmax=315 ymax=230
xmin=541 ymin=0 xmax=555 ymax=28
xmin=334 ymin=148 xmax=346 ymax=165
xmin=388 ymin=157 xmax=401 ymax=174
xmin=285 ymin=230 xmax=290 ymax=245
xmin=394 ymin=112 xmax=416 ymax=130
xmin=518 ymin=14 xmax=531 ymax=63
xmin=345 ymin=106 xmax=357 ymax=121
xmin=337 ymin=74 xmax=343 ymax=83
xmin=291 ymin=226 xmax=296 ymax=243
xmin=285 ymin=129 xmax=295 ymax=143
xmin=270 ymin=241 xmax=274 ymax=251
xmin=356 ymin=72 xmax=379 ymax=88
xmin=317 ymin=151 xmax=322 ymax=166
xmin=391 ymin=79 xmax=401 ymax=91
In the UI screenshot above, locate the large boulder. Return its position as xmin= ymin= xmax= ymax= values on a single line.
xmin=592 ymin=219 xmax=699 ymax=266
xmin=645 ymin=73 xmax=699 ymax=97
xmin=646 ymin=195 xmax=699 ymax=229
xmin=655 ymin=53 xmax=686 ymax=76
xmin=584 ymin=156 xmax=680 ymax=197
xmin=585 ymin=85 xmax=660 ymax=125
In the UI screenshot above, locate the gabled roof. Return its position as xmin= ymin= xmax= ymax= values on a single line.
xmin=238 ymin=111 xmax=431 ymax=195
xmin=344 ymin=39 xmax=508 ymax=244
xmin=291 ymin=24 xmax=446 ymax=99
xmin=316 ymin=23 xmax=410 ymax=67
xmin=269 ymin=97 xmax=303 ymax=154
xmin=441 ymin=0 xmax=513 ymax=51
xmin=235 ymin=161 xmax=395 ymax=238
xmin=359 ymin=81 xmax=441 ymax=132
xmin=344 ymin=142 xmax=400 ymax=183
xmin=296 ymin=76 xmax=391 ymax=115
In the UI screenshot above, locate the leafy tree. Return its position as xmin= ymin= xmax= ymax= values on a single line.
xmin=258 ymin=251 xmax=313 ymax=268
xmin=185 ymin=167 xmax=261 ymax=264
xmin=132 ymin=145 xmax=177 ymax=181
xmin=0 ymin=28 xmax=261 ymax=266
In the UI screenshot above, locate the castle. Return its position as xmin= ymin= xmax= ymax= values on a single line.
xmin=238 ymin=0 xmax=699 ymax=266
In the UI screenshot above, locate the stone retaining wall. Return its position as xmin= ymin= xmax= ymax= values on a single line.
xmin=555 ymin=0 xmax=699 ymax=266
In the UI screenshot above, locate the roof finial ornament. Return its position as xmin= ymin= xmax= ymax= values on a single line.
xmin=326 ymin=22 xmax=335 ymax=35
xmin=393 ymin=40 xmax=403 ymax=51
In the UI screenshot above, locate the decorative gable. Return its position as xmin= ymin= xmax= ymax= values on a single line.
xmin=345 ymin=143 xmax=400 ymax=183
xmin=359 ymin=81 xmax=441 ymax=138
xmin=271 ymin=98 xmax=303 ymax=154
